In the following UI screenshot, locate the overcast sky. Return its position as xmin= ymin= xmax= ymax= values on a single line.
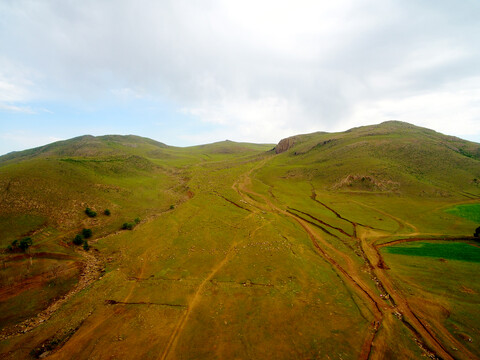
xmin=1 ymin=0 xmax=479 ymax=154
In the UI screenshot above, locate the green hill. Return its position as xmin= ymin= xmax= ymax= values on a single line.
xmin=1 ymin=122 xmax=479 ymax=360
xmin=271 ymin=121 xmax=480 ymax=198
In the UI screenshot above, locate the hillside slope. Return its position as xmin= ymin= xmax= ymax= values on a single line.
xmin=271 ymin=121 xmax=480 ymax=198
xmin=1 ymin=122 xmax=479 ymax=360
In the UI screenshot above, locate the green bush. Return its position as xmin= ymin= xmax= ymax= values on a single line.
xmin=475 ymin=226 xmax=480 ymax=238
xmin=170 ymin=205 xmax=175 ymax=210
xmin=6 ymin=237 xmax=33 ymax=252
xmin=83 ymin=240 xmax=90 ymax=251
xmin=82 ymin=228 xmax=92 ymax=239
xmin=73 ymin=234 xmax=84 ymax=245
xmin=122 ymin=222 xmax=135 ymax=230
xmin=104 ymin=209 xmax=111 ymax=216
xmin=19 ymin=237 xmax=33 ymax=251
xmin=134 ymin=217 xmax=141 ymax=224
xmin=85 ymin=207 xmax=97 ymax=218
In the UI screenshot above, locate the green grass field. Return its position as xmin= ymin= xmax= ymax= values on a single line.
xmin=385 ymin=241 xmax=480 ymax=262
xmin=446 ymin=204 xmax=480 ymax=223
xmin=0 ymin=121 xmax=479 ymax=359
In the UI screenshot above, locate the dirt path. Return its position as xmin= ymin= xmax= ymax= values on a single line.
xmin=233 ymin=159 xmax=464 ymax=359
xmin=310 ymin=190 xmax=460 ymax=359
xmin=159 ymin=239 xmax=239 ymax=360
xmin=350 ymin=199 xmax=419 ymax=234
xmin=231 ymin=160 xmax=388 ymax=359
xmin=160 ymin=213 xmax=263 ymax=360
xmin=369 ymin=230 xmax=480 ymax=359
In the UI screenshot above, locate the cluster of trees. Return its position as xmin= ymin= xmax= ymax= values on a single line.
xmin=73 ymin=228 xmax=92 ymax=251
xmin=85 ymin=207 xmax=111 ymax=217
xmin=6 ymin=237 xmax=33 ymax=252
xmin=85 ymin=207 xmax=97 ymax=218
xmin=122 ymin=217 xmax=140 ymax=230
xmin=475 ymin=226 xmax=480 ymax=238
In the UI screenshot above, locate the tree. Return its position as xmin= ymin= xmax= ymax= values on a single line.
xmin=122 ymin=222 xmax=134 ymax=230
xmin=85 ymin=207 xmax=97 ymax=218
xmin=18 ymin=237 xmax=33 ymax=252
xmin=475 ymin=226 xmax=480 ymax=238
xmin=134 ymin=217 xmax=141 ymax=224
xmin=104 ymin=209 xmax=111 ymax=216
xmin=82 ymin=228 xmax=92 ymax=239
xmin=83 ymin=240 xmax=90 ymax=251
xmin=6 ymin=237 xmax=33 ymax=252
xmin=73 ymin=234 xmax=84 ymax=245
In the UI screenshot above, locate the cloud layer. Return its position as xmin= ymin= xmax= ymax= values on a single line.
xmin=1 ymin=0 xmax=479 ymax=147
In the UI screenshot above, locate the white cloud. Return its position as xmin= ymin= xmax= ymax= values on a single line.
xmin=0 ymin=103 xmax=35 ymax=114
xmin=0 ymin=0 xmax=479 ymax=143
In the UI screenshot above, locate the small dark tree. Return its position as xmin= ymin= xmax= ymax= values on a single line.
xmin=104 ymin=209 xmax=111 ymax=216
xmin=82 ymin=228 xmax=92 ymax=239
xmin=134 ymin=217 xmax=140 ymax=224
xmin=83 ymin=240 xmax=90 ymax=251
xmin=6 ymin=240 xmax=18 ymax=252
xmin=18 ymin=237 xmax=33 ymax=252
xmin=475 ymin=226 xmax=480 ymax=238
xmin=85 ymin=207 xmax=97 ymax=218
xmin=122 ymin=222 xmax=134 ymax=230
xmin=73 ymin=234 xmax=84 ymax=245
xmin=169 ymin=205 xmax=174 ymax=210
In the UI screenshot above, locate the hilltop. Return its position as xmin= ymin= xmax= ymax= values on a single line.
xmin=0 ymin=121 xmax=479 ymax=360
xmin=272 ymin=121 xmax=480 ymax=197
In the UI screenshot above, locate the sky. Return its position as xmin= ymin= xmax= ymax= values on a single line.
xmin=1 ymin=0 xmax=480 ymax=155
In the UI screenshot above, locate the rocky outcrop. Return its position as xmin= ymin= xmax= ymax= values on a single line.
xmin=275 ymin=137 xmax=296 ymax=154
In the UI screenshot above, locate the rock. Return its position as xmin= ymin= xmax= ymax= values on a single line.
xmin=275 ymin=137 xmax=296 ymax=154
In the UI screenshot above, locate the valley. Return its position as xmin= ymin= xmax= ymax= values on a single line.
xmin=0 ymin=121 xmax=479 ymax=359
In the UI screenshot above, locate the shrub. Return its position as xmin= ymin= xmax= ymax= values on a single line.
xmin=134 ymin=217 xmax=140 ymax=224
xmin=85 ymin=207 xmax=97 ymax=218
xmin=82 ymin=228 xmax=92 ymax=239
xmin=122 ymin=222 xmax=134 ymax=230
xmin=83 ymin=240 xmax=90 ymax=251
xmin=18 ymin=237 xmax=33 ymax=251
xmin=19 ymin=237 xmax=33 ymax=251
xmin=73 ymin=234 xmax=84 ymax=245
xmin=475 ymin=226 xmax=480 ymax=238
xmin=6 ymin=237 xmax=33 ymax=252
xmin=104 ymin=209 xmax=111 ymax=216
xmin=169 ymin=205 xmax=175 ymax=210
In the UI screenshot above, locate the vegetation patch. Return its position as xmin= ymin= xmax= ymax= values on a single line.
xmin=85 ymin=207 xmax=97 ymax=218
xmin=5 ymin=237 xmax=33 ymax=252
xmin=445 ymin=203 xmax=480 ymax=223
xmin=384 ymin=242 xmax=480 ymax=262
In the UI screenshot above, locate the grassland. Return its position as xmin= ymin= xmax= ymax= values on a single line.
xmin=446 ymin=204 xmax=480 ymax=223
xmin=0 ymin=121 xmax=479 ymax=359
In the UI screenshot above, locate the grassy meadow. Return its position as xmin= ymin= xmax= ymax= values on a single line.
xmin=0 ymin=121 xmax=479 ymax=359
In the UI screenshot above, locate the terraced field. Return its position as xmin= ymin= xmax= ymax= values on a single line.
xmin=0 ymin=121 xmax=479 ymax=359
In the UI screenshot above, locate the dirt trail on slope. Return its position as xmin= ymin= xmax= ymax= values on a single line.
xmin=350 ymin=199 xmax=419 ymax=234
xmin=232 ymin=159 xmax=462 ymax=360
xmin=313 ymin=187 xmax=478 ymax=358
xmin=310 ymin=190 xmax=461 ymax=359
xmin=369 ymin=231 xmax=480 ymax=359
xmin=160 ymin=213 xmax=263 ymax=360
xmin=231 ymin=160 xmax=387 ymax=360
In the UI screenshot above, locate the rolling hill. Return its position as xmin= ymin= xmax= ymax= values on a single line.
xmin=0 ymin=121 xmax=479 ymax=360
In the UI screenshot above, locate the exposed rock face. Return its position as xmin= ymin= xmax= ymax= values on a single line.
xmin=275 ymin=137 xmax=296 ymax=154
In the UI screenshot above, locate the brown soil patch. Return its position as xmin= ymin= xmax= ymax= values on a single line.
xmin=460 ymin=285 xmax=477 ymax=294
